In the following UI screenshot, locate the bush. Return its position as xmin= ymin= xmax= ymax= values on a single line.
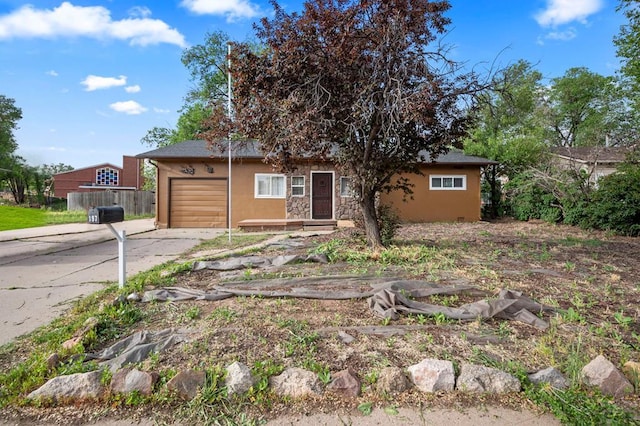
xmin=377 ymin=204 xmax=400 ymax=245
xmin=505 ymin=172 xmax=561 ymax=223
xmin=583 ymin=162 xmax=640 ymax=236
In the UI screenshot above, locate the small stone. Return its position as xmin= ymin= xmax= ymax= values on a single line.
xmin=111 ymin=368 xmax=157 ymax=396
xmin=166 ymin=369 xmax=206 ymax=400
xmin=225 ymin=362 xmax=255 ymax=395
xmin=456 ymin=363 xmax=521 ymax=393
xmin=327 ymin=368 xmax=360 ymax=397
xmin=622 ymin=361 xmax=640 ymax=389
xmin=528 ymin=367 xmax=569 ymax=390
xmin=375 ymin=367 xmax=409 ymax=394
xmin=408 ymin=359 xmax=455 ymax=392
xmin=337 ymin=331 xmax=354 ymax=344
xmin=582 ymin=355 xmax=633 ymax=397
xmin=269 ymin=367 xmax=322 ymax=398
xmin=27 ymin=371 xmax=105 ymax=401
xmin=126 ymin=292 xmax=141 ymax=302
xmin=46 ymin=353 xmax=60 ymax=371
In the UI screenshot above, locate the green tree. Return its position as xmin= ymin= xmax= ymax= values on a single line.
xmin=4 ymin=155 xmax=30 ymax=204
xmin=140 ymin=32 xmax=231 ymax=148
xmin=542 ymin=68 xmax=631 ymax=147
xmin=615 ymin=1 xmax=640 ymax=98
xmin=464 ymin=60 xmax=547 ymax=218
xmin=0 ymin=95 xmax=22 ymax=171
xmin=207 ymin=0 xmax=488 ymax=249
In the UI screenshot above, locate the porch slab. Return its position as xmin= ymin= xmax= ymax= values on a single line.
xmin=237 ymin=219 xmax=337 ymax=232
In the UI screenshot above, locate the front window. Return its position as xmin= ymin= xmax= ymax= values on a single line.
xmin=291 ymin=176 xmax=305 ymax=196
xmin=255 ymin=174 xmax=285 ymax=198
xmin=340 ymin=177 xmax=353 ymax=197
xmin=430 ymin=175 xmax=466 ymax=190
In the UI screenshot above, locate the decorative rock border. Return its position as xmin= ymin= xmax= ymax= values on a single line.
xmin=27 ymin=354 xmax=636 ymax=404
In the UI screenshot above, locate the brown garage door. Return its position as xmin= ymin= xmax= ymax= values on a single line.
xmin=169 ymin=178 xmax=227 ymax=228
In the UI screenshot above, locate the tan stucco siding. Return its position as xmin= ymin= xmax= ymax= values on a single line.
xmin=380 ymin=166 xmax=482 ymax=223
xmin=155 ymin=159 xmax=285 ymax=228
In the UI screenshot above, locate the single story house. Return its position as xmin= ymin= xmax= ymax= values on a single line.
xmin=136 ymin=140 xmax=496 ymax=229
xmin=52 ymin=156 xmax=144 ymax=199
xmin=551 ymin=146 xmax=632 ymax=184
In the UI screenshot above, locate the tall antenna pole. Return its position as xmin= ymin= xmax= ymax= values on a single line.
xmin=227 ymin=42 xmax=232 ymax=243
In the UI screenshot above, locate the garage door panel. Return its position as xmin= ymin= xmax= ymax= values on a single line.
xmin=170 ymin=179 xmax=227 ymax=228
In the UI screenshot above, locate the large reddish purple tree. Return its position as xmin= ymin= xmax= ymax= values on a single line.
xmin=207 ymin=0 xmax=486 ymax=249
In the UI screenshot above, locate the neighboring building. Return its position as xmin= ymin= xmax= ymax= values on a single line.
xmin=551 ymin=146 xmax=632 ymax=184
xmin=52 ymin=156 xmax=144 ymax=199
xmin=136 ymin=140 xmax=496 ymax=229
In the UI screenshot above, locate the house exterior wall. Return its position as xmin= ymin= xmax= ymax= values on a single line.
xmin=380 ymin=165 xmax=483 ymax=222
xmin=154 ymin=158 xmax=286 ymax=228
xmin=552 ymin=156 xmax=619 ymax=183
xmin=153 ymin=159 xmax=484 ymax=228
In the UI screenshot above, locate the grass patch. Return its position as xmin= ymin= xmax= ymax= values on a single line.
xmin=0 ymin=205 xmax=154 ymax=231
xmin=0 ymin=206 xmax=46 ymax=230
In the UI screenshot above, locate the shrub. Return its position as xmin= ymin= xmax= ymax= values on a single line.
xmin=583 ymin=162 xmax=640 ymax=236
xmin=505 ymin=172 xmax=561 ymax=222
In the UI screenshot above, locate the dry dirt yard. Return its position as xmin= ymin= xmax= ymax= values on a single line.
xmin=2 ymin=220 xmax=639 ymax=424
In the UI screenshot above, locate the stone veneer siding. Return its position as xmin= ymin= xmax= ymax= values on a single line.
xmin=286 ymin=164 xmax=359 ymax=220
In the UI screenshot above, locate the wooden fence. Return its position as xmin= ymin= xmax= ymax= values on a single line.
xmin=67 ymin=191 xmax=155 ymax=216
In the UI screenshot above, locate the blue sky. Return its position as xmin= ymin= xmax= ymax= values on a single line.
xmin=0 ymin=0 xmax=626 ymax=169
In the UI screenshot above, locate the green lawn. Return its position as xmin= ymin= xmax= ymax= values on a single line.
xmin=0 ymin=205 xmax=47 ymax=231
xmin=0 ymin=205 xmax=153 ymax=231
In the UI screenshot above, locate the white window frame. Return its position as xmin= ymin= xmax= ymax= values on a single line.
xmin=255 ymin=174 xmax=286 ymax=198
xmin=291 ymin=176 xmax=305 ymax=197
xmin=340 ymin=177 xmax=353 ymax=197
xmin=429 ymin=175 xmax=467 ymax=191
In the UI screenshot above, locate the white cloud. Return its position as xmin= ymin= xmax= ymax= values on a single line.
xmin=109 ymin=100 xmax=147 ymax=115
xmin=128 ymin=6 xmax=152 ymax=19
xmin=535 ymin=0 xmax=604 ymax=27
xmin=46 ymin=70 xmax=58 ymax=77
xmin=181 ymin=0 xmax=259 ymax=21
xmin=537 ymin=27 xmax=578 ymax=44
xmin=81 ymin=75 xmax=127 ymax=91
xmin=125 ymin=85 xmax=141 ymax=93
xmin=0 ymin=2 xmax=187 ymax=47
xmin=153 ymin=107 xmax=171 ymax=113
xmin=545 ymin=28 xmax=578 ymax=41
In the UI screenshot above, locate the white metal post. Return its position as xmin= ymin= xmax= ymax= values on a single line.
xmin=106 ymin=223 xmax=127 ymax=288
xmin=227 ymin=42 xmax=232 ymax=243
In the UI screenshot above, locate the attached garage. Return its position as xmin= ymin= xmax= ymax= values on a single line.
xmin=169 ymin=178 xmax=227 ymax=228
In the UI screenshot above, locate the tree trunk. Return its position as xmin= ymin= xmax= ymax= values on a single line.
xmin=489 ymin=165 xmax=499 ymax=219
xmin=360 ymin=191 xmax=383 ymax=250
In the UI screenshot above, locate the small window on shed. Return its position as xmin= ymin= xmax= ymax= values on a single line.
xmin=430 ymin=175 xmax=466 ymax=190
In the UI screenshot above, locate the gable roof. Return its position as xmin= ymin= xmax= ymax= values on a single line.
xmin=136 ymin=140 xmax=497 ymax=166
xmin=551 ymin=146 xmax=632 ymax=164
xmin=53 ymin=163 xmax=122 ymax=176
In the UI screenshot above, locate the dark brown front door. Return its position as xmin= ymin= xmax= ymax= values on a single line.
xmin=312 ymin=173 xmax=333 ymax=219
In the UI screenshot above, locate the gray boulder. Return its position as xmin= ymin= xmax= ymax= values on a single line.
xmin=456 ymin=364 xmax=521 ymax=393
xmin=225 ymin=361 xmax=255 ymax=395
xmin=528 ymin=367 xmax=569 ymax=390
xmin=269 ymin=367 xmax=322 ymax=398
xmin=408 ymin=358 xmax=455 ymax=392
xmin=27 ymin=370 xmax=105 ymax=401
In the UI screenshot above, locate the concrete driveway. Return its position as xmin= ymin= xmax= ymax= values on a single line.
xmin=0 ymin=219 xmax=223 ymax=346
